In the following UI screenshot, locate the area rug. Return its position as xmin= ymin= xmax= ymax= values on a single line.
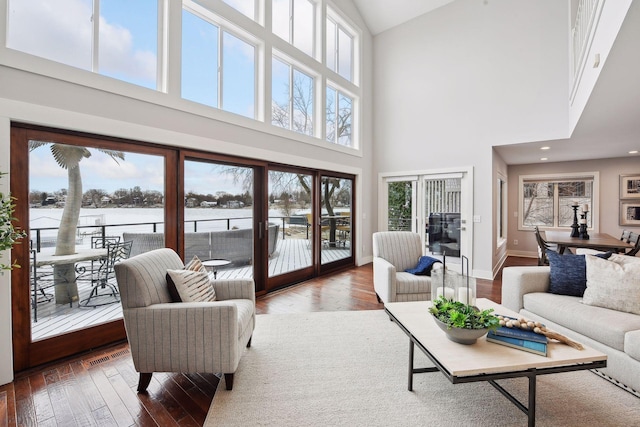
xmin=205 ymin=310 xmax=640 ymax=426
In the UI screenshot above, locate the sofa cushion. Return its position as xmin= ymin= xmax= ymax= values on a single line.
xmin=405 ymin=256 xmax=441 ymax=276
xmin=395 ymin=272 xmax=431 ymax=294
xmin=522 ymin=292 xmax=640 ymax=352
xmin=625 ymin=330 xmax=640 ymax=363
xmin=166 ymin=258 xmax=217 ymax=303
xmin=547 ymin=251 xmax=611 ymax=297
xmin=583 ymin=255 xmax=640 ymax=315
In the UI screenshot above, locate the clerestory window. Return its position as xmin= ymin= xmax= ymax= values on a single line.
xmin=6 ymin=0 xmax=159 ymax=90
xmin=272 ymin=0 xmax=315 ymax=58
xmin=326 ymin=85 xmax=353 ymax=147
xmin=182 ymin=5 xmax=257 ymax=119
xmin=271 ymin=55 xmax=314 ymax=136
xmin=326 ymin=11 xmax=354 ymax=83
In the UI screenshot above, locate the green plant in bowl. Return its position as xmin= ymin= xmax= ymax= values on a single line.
xmin=429 ymin=297 xmax=500 ymax=344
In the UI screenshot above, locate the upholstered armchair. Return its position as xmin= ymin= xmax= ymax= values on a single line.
xmin=114 ymin=248 xmax=255 ymax=392
xmin=373 ymin=231 xmax=439 ymax=303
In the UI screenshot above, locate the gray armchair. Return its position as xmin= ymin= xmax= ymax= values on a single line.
xmin=373 ymin=231 xmax=440 ymax=303
xmin=114 ymin=248 xmax=255 ymax=392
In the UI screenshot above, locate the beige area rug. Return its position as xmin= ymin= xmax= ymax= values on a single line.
xmin=205 ymin=310 xmax=640 ymax=427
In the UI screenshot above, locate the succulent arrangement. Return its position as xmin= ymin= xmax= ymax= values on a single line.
xmin=429 ymin=297 xmax=500 ymax=330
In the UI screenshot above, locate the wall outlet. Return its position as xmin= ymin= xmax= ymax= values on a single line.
xmin=513 ymin=239 xmax=518 ymax=245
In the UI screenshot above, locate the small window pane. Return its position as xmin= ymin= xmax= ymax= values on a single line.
xmin=272 ymin=0 xmax=290 ymax=41
xmin=326 ymin=19 xmax=336 ymax=71
xmin=292 ymin=69 xmax=314 ymax=136
xmin=293 ymin=0 xmax=314 ymax=56
xmin=272 ymin=58 xmax=291 ymax=129
xmin=7 ymin=0 xmax=93 ymax=70
xmin=222 ymin=32 xmax=255 ymax=118
xmin=522 ymin=182 xmax=554 ymax=227
xmin=223 ymin=0 xmax=255 ymax=20
xmin=99 ymin=0 xmax=158 ymax=89
xmin=337 ymin=27 xmax=353 ymax=81
xmin=181 ymin=10 xmax=219 ymax=107
xmin=326 ymin=87 xmax=337 ymax=143
xmin=337 ymin=92 xmax=352 ymax=146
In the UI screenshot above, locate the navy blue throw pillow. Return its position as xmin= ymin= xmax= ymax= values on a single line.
xmin=405 ymin=256 xmax=442 ymax=276
xmin=547 ymin=250 xmax=612 ymax=297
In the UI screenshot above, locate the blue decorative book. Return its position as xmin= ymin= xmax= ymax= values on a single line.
xmin=487 ymin=331 xmax=547 ymax=356
xmin=492 ymin=316 xmax=548 ymax=344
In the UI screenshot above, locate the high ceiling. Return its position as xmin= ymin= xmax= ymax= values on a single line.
xmin=354 ymin=0 xmax=640 ymax=165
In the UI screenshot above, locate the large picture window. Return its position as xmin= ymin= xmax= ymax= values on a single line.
xmin=519 ymin=173 xmax=598 ymax=229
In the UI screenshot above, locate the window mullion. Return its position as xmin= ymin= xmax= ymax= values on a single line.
xmin=92 ymin=0 xmax=100 ymax=73
xmin=218 ymin=29 xmax=224 ymax=109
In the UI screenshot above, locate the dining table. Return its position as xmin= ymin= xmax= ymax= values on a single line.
xmin=544 ymin=231 xmax=634 ymax=255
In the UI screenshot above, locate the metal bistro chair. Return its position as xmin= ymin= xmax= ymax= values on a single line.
xmin=81 ymin=240 xmax=132 ymax=307
xmin=30 ymin=246 xmax=55 ymax=322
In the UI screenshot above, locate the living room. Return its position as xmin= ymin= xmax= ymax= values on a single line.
xmin=0 ymin=0 xmax=639 ymax=424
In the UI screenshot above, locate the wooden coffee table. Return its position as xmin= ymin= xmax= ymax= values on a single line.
xmin=385 ymin=299 xmax=607 ymax=427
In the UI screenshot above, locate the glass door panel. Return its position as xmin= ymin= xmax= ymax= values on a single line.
xmin=320 ymin=175 xmax=353 ymax=266
xmin=267 ymin=169 xmax=313 ymax=278
xmin=28 ymin=140 xmax=165 ymax=341
xmin=184 ymin=160 xmax=254 ymax=279
xmin=424 ymin=177 xmax=462 ymax=264
xmin=386 ymin=180 xmax=416 ymax=231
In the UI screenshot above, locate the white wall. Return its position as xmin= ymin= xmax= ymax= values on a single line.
xmin=507 ymin=156 xmax=640 ymax=258
xmin=0 ymin=0 xmax=373 ymax=386
xmin=372 ymin=0 xmax=569 ymax=278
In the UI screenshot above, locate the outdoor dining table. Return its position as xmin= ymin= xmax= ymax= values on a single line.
xmin=33 ymin=248 xmax=108 ymax=304
xmin=544 ymin=231 xmax=634 ymax=255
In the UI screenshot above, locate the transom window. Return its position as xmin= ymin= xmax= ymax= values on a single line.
xmin=182 ymin=5 xmax=257 ymax=118
xmin=222 ymin=0 xmax=257 ymax=20
xmin=6 ymin=0 xmax=159 ymax=90
xmin=519 ymin=173 xmax=598 ymax=229
xmin=326 ymin=11 xmax=354 ymax=82
xmin=272 ymin=55 xmax=314 ymax=136
xmin=326 ymin=85 xmax=353 ymax=146
xmin=272 ymin=0 xmax=315 ymax=57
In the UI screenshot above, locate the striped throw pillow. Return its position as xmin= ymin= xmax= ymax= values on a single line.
xmin=166 ymin=256 xmax=216 ymax=302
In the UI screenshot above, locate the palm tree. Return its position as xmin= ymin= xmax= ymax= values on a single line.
xmin=29 ymin=141 xmax=124 ymax=302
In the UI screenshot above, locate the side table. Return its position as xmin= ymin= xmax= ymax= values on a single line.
xmin=202 ymin=259 xmax=231 ymax=279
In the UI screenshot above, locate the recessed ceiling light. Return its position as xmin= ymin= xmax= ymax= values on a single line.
xmin=540 ymin=157 xmax=548 ymax=161
xmin=540 ymin=146 xmax=550 ymax=150
xmin=630 ymin=150 xmax=639 ymax=154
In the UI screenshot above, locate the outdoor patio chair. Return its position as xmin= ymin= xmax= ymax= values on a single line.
xmin=80 ymin=240 xmax=132 ymax=307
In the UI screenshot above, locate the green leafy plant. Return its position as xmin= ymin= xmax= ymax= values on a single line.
xmin=0 ymin=171 xmax=27 ymax=271
xmin=429 ymin=297 xmax=500 ymax=330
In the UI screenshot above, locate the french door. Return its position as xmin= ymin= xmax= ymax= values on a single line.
xmin=382 ymin=170 xmax=472 ymax=272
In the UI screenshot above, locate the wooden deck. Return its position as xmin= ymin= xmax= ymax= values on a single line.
xmin=31 ymin=238 xmax=351 ymax=340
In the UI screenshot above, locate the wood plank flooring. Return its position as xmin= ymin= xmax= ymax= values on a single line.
xmin=1 ymin=257 xmax=536 ymax=427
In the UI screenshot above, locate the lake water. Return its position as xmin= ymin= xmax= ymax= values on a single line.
xmin=29 ymin=207 xmax=290 ymax=245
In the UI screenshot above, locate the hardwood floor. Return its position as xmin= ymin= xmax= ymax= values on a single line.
xmin=0 ymin=257 xmax=536 ymax=427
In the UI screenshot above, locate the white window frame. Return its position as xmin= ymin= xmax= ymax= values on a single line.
xmin=518 ymin=172 xmax=600 ymax=231
xmin=496 ymin=174 xmax=507 ymax=249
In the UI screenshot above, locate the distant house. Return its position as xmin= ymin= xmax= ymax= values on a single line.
xmin=200 ymin=201 xmax=217 ymax=207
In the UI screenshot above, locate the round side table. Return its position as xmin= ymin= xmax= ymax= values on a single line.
xmin=202 ymin=259 xmax=231 ymax=279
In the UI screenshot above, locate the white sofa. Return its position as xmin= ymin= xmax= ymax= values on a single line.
xmin=502 ymin=264 xmax=640 ymax=396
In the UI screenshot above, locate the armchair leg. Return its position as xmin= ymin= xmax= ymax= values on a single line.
xmin=137 ymin=373 xmax=153 ymax=392
xmin=247 ymin=336 xmax=252 ymax=348
xmin=224 ymin=373 xmax=234 ymax=390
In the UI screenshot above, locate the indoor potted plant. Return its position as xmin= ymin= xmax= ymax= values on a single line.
xmin=0 ymin=171 xmax=26 ymax=271
xmin=429 ymin=297 xmax=500 ymax=344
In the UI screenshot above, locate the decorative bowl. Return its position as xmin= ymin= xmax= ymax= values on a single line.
xmin=432 ymin=316 xmax=489 ymax=345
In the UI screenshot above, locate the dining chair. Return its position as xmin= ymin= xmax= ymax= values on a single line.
xmin=625 ymin=232 xmax=640 ymax=256
xmin=81 ymin=240 xmax=133 ymax=307
xmin=533 ymin=226 xmax=553 ymax=266
xmin=620 ymin=230 xmax=632 ymax=243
